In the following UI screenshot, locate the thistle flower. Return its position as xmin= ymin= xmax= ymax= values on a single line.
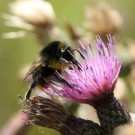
xmin=51 ymin=35 xmax=121 ymax=104
xmin=22 ymin=96 xmax=106 ymax=135
xmin=49 ymin=35 xmax=131 ymax=134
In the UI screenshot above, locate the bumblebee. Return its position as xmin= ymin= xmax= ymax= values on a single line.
xmin=24 ymin=41 xmax=84 ymax=99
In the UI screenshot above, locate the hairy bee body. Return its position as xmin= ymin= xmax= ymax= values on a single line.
xmin=25 ymin=41 xmax=82 ymax=99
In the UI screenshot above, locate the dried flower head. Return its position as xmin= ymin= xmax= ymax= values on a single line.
xmin=22 ymin=96 xmax=106 ymax=135
xmin=22 ymin=96 xmax=71 ymax=131
xmin=3 ymin=0 xmax=56 ymax=44
xmin=50 ymin=35 xmax=122 ymax=104
xmin=9 ymin=0 xmax=55 ymax=28
xmin=84 ymin=4 xmax=123 ymax=37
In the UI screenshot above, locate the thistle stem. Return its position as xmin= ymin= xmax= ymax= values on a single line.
xmin=92 ymin=95 xmax=131 ymax=135
xmin=60 ymin=115 xmax=106 ymax=135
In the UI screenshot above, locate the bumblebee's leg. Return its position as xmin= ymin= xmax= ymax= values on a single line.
xmin=73 ymin=49 xmax=85 ymax=59
xmin=54 ymin=71 xmax=73 ymax=88
xmin=67 ymin=50 xmax=82 ymax=70
xmin=38 ymin=77 xmax=49 ymax=88
xmin=58 ymin=77 xmax=73 ymax=88
xmin=25 ymin=81 xmax=36 ymax=100
xmin=59 ymin=58 xmax=68 ymax=64
xmin=25 ymin=77 xmax=49 ymax=100
xmin=58 ymin=78 xmax=73 ymax=88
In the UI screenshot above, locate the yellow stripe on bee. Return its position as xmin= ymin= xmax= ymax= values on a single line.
xmin=49 ymin=59 xmax=68 ymax=70
xmin=58 ymin=42 xmax=65 ymax=48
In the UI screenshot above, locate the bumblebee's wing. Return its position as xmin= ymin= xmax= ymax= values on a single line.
xmin=23 ymin=57 xmax=46 ymax=81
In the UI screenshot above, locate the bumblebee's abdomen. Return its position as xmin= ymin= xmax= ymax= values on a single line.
xmin=32 ymin=66 xmax=55 ymax=80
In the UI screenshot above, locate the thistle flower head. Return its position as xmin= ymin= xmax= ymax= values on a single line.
xmin=50 ymin=35 xmax=122 ymax=104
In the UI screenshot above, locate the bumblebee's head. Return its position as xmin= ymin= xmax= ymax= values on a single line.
xmin=40 ymin=41 xmax=61 ymax=57
xmin=57 ymin=42 xmax=83 ymax=70
xmin=40 ymin=41 xmax=84 ymax=70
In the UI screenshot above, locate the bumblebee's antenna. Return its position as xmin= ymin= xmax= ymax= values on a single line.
xmin=72 ymin=49 xmax=85 ymax=59
xmin=67 ymin=50 xmax=82 ymax=70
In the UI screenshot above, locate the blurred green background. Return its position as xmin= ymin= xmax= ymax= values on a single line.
xmin=0 ymin=0 xmax=135 ymax=134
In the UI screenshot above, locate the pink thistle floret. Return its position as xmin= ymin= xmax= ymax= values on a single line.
xmin=52 ymin=35 xmax=122 ymax=103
